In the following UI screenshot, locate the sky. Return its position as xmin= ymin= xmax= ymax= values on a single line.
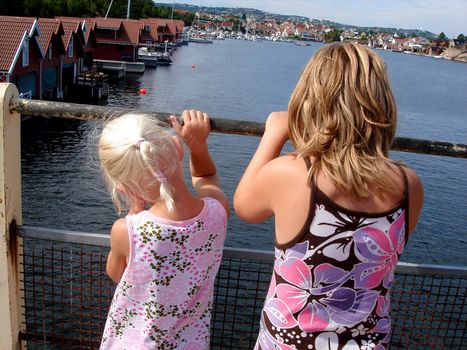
xmin=170 ymin=0 xmax=467 ymax=38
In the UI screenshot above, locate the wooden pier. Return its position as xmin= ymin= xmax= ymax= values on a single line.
xmin=93 ymin=59 xmax=145 ymax=77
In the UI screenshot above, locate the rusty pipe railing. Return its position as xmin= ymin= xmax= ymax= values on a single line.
xmin=10 ymin=97 xmax=467 ymax=158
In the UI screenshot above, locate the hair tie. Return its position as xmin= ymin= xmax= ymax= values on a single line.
xmin=135 ymin=138 xmax=146 ymax=149
xmin=154 ymin=171 xmax=167 ymax=183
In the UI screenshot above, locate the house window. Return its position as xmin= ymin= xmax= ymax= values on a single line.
xmin=68 ymin=35 xmax=74 ymax=57
xmin=48 ymin=42 xmax=53 ymax=60
xmin=22 ymin=37 xmax=29 ymax=67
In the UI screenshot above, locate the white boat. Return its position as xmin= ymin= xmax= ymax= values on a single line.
xmin=138 ymin=47 xmax=158 ymax=67
xmin=189 ymin=36 xmax=213 ymax=44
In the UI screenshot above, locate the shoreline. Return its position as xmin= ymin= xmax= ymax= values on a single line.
xmin=372 ymin=46 xmax=467 ymax=63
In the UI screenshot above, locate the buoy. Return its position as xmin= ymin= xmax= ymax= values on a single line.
xmin=191 ymin=64 xmax=196 ymax=69
xmin=139 ymin=88 xmax=147 ymax=95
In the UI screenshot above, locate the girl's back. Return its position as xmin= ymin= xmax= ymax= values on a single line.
xmin=268 ymin=155 xmax=421 ymax=246
xmin=101 ymin=197 xmax=227 ymax=349
xmin=253 ymin=156 xmax=417 ymax=349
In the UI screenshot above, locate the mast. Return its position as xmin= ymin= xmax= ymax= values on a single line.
xmin=105 ymin=0 xmax=114 ymax=19
xmin=126 ymin=0 xmax=131 ymax=20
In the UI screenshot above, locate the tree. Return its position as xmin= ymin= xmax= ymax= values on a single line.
xmin=322 ymin=29 xmax=342 ymax=43
xmin=457 ymin=34 xmax=465 ymax=44
xmin=437 ymin=32 xmax=447 ymax=41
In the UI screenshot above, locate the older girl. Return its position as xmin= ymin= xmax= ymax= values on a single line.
xmin=234 ymin=43 xmax=424 ymax=350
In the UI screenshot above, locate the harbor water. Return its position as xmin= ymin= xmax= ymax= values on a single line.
xmin=21 ymin=39 xmax=467 ymax=266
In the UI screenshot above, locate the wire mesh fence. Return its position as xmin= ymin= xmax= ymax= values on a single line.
xmin=19 ymin=232 xmax=466 ymax=349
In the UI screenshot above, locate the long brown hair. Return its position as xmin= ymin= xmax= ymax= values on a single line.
xmin=288 ymin=42 xmax=398 ymax=198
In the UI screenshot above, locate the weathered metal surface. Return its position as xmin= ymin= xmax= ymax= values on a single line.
xmin=16 ymin=225 xmax=467 ymax=277
xmin=392 ymin=137 xmax=467 ymax=158
xmin=0 ymin=84 xmax=24 ymax=350
xmin=10 ymin=97 xmax=466 ymax=157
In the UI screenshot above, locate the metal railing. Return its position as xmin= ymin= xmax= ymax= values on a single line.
xmin=17 ymin=226 xmax=467 ymax=349
xmin=9 ymin=98 xmax=467 ymax=158
xmin=0 ymin=86 xmax=465 ymax=349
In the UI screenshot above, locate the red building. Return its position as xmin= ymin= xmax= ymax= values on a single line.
xmin=56 ymin=17 xmax=98 ymax=71
xmin=0 ymin=16 xmax=44 ymax=98
xmin=92 ymin=18 xmax=142 ymax=62
xmin=59 ymin=19 xmax=86 ymax=95
xmin=38 ymin=18 xmax=66 ymax=99
xmin=139 ymin=19 xmax=160 ymax=48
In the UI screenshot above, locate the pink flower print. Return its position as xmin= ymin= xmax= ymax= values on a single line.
xmin=266 ymin=273 xmax=277 ymax=299
xmin=123 ymin=327 xmax=141 ymax=340
xmin=156 ymin=241 xmax=176 ymax=256
xmin=127 ymin=262 xmax=154 ymax=285
xmin=188 ymin=231 xmax=210 ymax=248
xmin=375 ymin=294 xmax=390 ymax=317
xmin=212 ymin=231 xmax=226 ymax=249
xmin=197 ymin=251 xmax=215 ymax=268
xmin=353 ymin=213 xmax=405 ymax=289
xmin=297 ymin=300 xmax=331 ymax=332
xmin=263 ymin=298 xmax=298 ymax=329
xmin=279 ymin=257 xmax=312 ymax=290
xmin=370 ymin=318 xmax=391 ymax=334
xmin=156 ymin=315 xmax=177 ymax=330
xmin=157 ymin=275 xmax=189 ymax=306
xmin=276 ymin=283 xmax=309 ymax=313
xmin=275 ymin=257 xmax=334 ymax=332
xmin=274 ymin=242 xmax=309 ymax=275
xmin=180 ymin=341 xmax=207 ymax=350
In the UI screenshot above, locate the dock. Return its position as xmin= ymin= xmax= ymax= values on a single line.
xmin=93 ymin=59 xmax=145 ymax=77
xmin=71 ymin=72 xmax=109 ymax=101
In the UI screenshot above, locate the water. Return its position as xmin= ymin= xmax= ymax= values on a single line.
xmin=21 ymin=40 xmax=467 ymax=266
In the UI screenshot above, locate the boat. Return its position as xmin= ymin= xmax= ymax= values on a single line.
xmin=155 ymin=52 xmax=173 ymax=66
xmin=189 ymin=36 xmax=213 ymax=44
xmin=137 ymin=47 xmax=158 ymax=67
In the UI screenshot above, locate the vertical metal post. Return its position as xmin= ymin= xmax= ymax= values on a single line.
xmin=0 ymin=83 xmax=24 ymax=349
xmin=127 ymin=0 xmax=131 ymax=20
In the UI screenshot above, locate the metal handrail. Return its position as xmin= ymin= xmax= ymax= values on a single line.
xmin=10 ymin=97 xmax=467 ymax=158
xmin=17 ymin=225 xmax=467 ymax=278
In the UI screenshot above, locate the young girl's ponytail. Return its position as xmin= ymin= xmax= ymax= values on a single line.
xmin=138 ymin=138 xmax=176 ymax=212
xmin=159 ymin=181 xmax=175 ymax=212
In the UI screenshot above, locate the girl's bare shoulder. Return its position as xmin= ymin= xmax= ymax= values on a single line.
xmin=263 ymin=154 xmax=310 ymax=188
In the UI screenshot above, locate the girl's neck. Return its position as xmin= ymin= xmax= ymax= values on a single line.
xmin=147 ymin=176 xmax=204 ymax=222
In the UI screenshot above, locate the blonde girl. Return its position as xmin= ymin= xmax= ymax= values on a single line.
xmin=99 ymin=110 xmax=229 ymax=350
xmin=234 ymin=43 xmax=423 ymax=350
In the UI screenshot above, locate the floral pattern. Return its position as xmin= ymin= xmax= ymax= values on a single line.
xmin=255 ymin=189 xmax=407 ymax=350
xmin=100 ymin=198 xmax=227 ymax=350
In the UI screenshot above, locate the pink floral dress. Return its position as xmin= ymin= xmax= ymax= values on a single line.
xmin=255 ymin=162 xmax=409 ymax=350
xmin=100 ymin=197 xmax=227 ymax=350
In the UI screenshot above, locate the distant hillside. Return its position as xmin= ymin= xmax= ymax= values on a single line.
xmin=157 ymin=3 xmax=309 ymax=22
xmin=158 ymin=3 xmax=437 ymax=38
xmin=320 ymin=20 xmax=437 ymax=39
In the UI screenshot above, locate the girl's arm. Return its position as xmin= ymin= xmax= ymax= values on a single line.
xmin=106 ymin=218 xmax=129 ymax=283
xmin=171 ymin=110 xmax=230 ymax=217
xmin=233 ymin=111 xmax=289 ymax=222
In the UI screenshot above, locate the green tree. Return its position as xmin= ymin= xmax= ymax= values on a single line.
xmin=437 ymin=32 xmax=447 ymax=41
xmin=457 ymin=34 xmax=465 ymax=43
xmin=322 ymin=29 xmax=342 ymax=43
